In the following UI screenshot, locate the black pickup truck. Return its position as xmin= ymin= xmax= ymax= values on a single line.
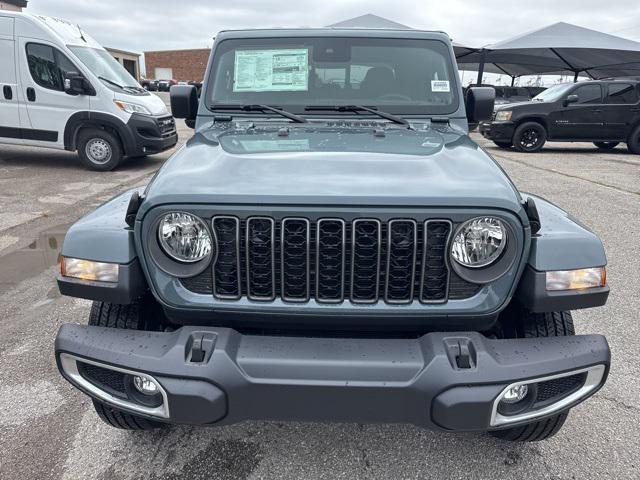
xmin=480 ymin=79 xmax=640 ymax=153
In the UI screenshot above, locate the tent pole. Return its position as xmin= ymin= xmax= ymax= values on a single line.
xmin=573 ymin=71 xmax=579 ymax=82
xmin=511 ymin=76 xmax=515 ymax=87
xmin=476 ymin=49 xmax=486 ymax=86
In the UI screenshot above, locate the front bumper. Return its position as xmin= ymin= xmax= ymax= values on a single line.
xmin=124 ymin=114 xmax=178 ymax=156
xmin=55 ymin=324 xmax=610 ymax=431
xmin=479 ymin=121 xmax=516 ymax=142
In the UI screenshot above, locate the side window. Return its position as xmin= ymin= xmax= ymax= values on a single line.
xmin=572 ymin=84 xmax=602 ymax=104
xmin=605 ymin=83 xmax=639 ymax=104
xmin=26 ymin=43 xmax=78 ymax=91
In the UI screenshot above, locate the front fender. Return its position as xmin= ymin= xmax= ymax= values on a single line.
xmin=515 ymin=193 xmax=609 ymax=312
xmin=57 ymin=188 xmax=148 ymax=304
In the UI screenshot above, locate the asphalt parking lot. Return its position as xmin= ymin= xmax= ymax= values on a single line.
xmin=0 ymin=99 xmax=639 ymax=478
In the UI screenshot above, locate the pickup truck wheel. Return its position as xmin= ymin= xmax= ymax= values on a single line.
xmin=627 ymin=125 xmax=640 ymax=154
xmin=87 ymin=301 xmax=163 ymax=430
xmin=513 ymin=122 xmax=546 ymax=153
xmin=593 ymin=141 xmax=619 ymax=150
xmin=490 ymin=309 xmax=574 ymax=442
xmin=493 ymin=141 xmax=513 ymax=149
xmin=77 ymin=128 xmax=123 ymax=171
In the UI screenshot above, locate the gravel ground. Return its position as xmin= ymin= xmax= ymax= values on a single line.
xmin=0 ymin=106 xmax=638 ymax=479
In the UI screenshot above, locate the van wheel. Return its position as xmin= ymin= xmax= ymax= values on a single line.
xmin=593 ymin=141 xmax=619 ymax=150
xmin=513 ymin=122 xmax=546 ymax=152
xmin=493 ymin=141 xmax=513 ymax=149
xmin=627 ymin=125 xmax=640 ymax=154
xmin=77 ymin=128 xmax=123 ymax=171
xmin=489 ymin=309 xmax=574 ymax=442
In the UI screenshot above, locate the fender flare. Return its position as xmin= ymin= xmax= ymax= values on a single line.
xmin=63 ymin=111 xmax=136 ymax=155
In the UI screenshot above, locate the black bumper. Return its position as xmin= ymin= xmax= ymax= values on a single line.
xmin=124 ymin=114 xmax=178 ymax=156
xmin=479 ymin=121 xmax=516 ymax=142
xmin=55 ymin=324 xmax=610 ymax=431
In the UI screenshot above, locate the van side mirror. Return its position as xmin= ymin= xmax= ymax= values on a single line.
xmin=171 ymin=85 xmax=198 ymax=128
xmin=64 ymin=72 xmax=89 ymax=96
xmin=564 ymin=94 xmax=579 ymax=106
xmin=465 ymin=87 xmax=495 ymax=123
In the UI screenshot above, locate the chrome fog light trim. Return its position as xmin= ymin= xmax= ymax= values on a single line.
xmin=59 ymin=353 xmax=170 ymax=419
xmin=490 ymin=364 xmax=606 ymax=427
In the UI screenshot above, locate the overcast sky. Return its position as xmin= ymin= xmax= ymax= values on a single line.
xmin=28 ymin=0 xmax=640 ymax=52
xmin=26 ymin=0 xmax=640 ymax=83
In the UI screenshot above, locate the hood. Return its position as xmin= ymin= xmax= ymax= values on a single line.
xmin=495 ymin=100 xmax=545 ymax=111
xmin=142 ymin=122 xmax=523 ymax=213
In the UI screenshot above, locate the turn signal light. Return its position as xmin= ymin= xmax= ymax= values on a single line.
xmin=545 ymin=267 xmax=606 ymax=291
xmin=61 ymin=257 xmax=119 ymax=283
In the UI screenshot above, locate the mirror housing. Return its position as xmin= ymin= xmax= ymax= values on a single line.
xmin=171 ymin=85 xmax=198 ymax=128
xmin=465 ymin=87 xmax=495 ymax=123
xmin=564 ymin=94 xmax=579 ymax=106
xmin=64 ymin=72 xmax=90 ymax=96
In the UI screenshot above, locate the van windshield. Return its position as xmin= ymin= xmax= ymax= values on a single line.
xmin=68 ymin=46 xmax=141 ymax=89
xmin=207 ymin=37 xmax=459 ymax=116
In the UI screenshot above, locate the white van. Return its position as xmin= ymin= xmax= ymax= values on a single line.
xmin=0 ymin=13 xmax=177 ymax=170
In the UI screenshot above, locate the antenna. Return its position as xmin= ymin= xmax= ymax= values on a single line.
xmin=77 ymin=24 xmax=87 ymax=43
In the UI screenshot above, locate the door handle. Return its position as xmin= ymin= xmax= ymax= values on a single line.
xmin=630 ymin=107 xmax=640 ymax=112
xmin=26 ymin=87 xmax=36 ymax=102
xmin=592 ymin=109 xmax=602 ymax=113
xmin=2 ymin=85 xmax=11 ymax=100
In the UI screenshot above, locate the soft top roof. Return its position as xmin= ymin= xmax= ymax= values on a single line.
xmin=215 ymin=28 xmax=451 ymax=43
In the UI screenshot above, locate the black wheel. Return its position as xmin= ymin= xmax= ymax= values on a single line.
xmin=88 ymin=301 xmax=163 ymax=430
xmin=77 ymin=128 xmax=123 ymax=171
xmin=593 ymin=141 xmax=619 ymax=150
xmin=513 ymin=122 xmax=547 ymax=152
xmin=627 ymin=125 xmax=640 ymax=154
xmin=490 ymin=309 xmax=574 ymax=442
xmin=493 ymin=140 xmax=513 ymax=149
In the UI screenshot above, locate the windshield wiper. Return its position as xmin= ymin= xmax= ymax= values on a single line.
xmin=98 ymin=76 xmax=124 ymax=89
xmin=304 ymin=105 xmax=410 ymax=126
xmin=212 ymin=104 xmax=307 ymax=123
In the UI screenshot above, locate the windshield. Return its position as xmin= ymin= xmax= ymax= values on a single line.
xmin=207 ymin=37 xmax=458 ymax=115
xmin=68 ymin=46 xmax=140 ymax=89
xmin=533 ymin=83 xmax=573 ymax=103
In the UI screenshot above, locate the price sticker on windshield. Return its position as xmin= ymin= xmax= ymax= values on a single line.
xmin=234 ymin=49 xmax=309 ymax=92
xmin=431 ymin=80 xmax=450 ymax=92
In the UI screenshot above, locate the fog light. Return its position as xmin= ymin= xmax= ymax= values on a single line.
xmin=61 ymin=257 xmax=119 ymax=283
xmin=500 ymin=384 xmax=529 ymax=404
xmin=133 ymin=376 xmax=159 ymax=395
xmin=546 ymin=267 xmax=606 ymax=291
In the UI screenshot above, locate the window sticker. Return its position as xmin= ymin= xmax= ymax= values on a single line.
xmin=431 ymin=80 xmax=450 ymax=93
xmin=233 ymin=49 xmax=309 ymax=92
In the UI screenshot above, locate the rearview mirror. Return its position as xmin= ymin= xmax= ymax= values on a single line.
xmin=170 ymin=85 xmax=198 ymax=128
xmin=64 ymin=72 xmax=88 ymax=96
xmin=465 ymin=87 xmax=495 ymax=123
xmin=564 ymin=94 xmax=579 ymax=106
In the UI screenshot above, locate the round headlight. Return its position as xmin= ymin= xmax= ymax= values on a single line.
xmin=451 ymin=217 xmax=507 ymax=268
xmin=158 ymin=212 xmax=212 ymax=263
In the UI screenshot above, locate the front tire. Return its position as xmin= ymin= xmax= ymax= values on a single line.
xmin=88 ymin=301 xmax=163 ymax=430
xmin=490 ymin=309 xmax=574 ymax=442
xmin=77 ymin=128 xmax=123 ymax=171
xmin=593 ymin=141 xmax=619 ymax=150
xmin=513 ymin=122 xmax=547 ymax=152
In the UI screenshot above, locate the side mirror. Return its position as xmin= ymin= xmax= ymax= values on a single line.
xmin=170 ymin=85 xmax=198 ymax=128
xmin=564 ymin=94 xmax=579 ymax=106
xmin=64 ymin=72 xmax=87 ymax=96
xmin=465 ymin=87 xmax=495 ymax=123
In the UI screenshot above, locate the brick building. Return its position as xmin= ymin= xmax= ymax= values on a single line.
xmin=0 ymin=0 xmax=27 ymax=11
xmin=144 ymin=48 xmax=210 ymax=81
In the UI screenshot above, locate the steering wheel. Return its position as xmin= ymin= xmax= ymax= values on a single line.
xmin=376 ymin=93 xmax=412 ymax=102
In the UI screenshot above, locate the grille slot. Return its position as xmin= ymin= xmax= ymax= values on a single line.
xmin=350 ymin=219 xmax=381 ymax=303
xmin=212 ymin=216 xmax=241 ymax=299
xmin=385 ymin=219 xmax=417 ymax=304
xmin=188 ymin=215 xmax=482 ymax=304
xmin=281 ymin=218 xmax=310 ymax=302
xmin=246 ymin=217 xmax=275 ymax=301
xmin=316 ymin=219 xmax=346 ymax=303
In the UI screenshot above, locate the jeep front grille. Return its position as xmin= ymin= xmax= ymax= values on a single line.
xmin=182 ymin=216 xmax=482 ymax=304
